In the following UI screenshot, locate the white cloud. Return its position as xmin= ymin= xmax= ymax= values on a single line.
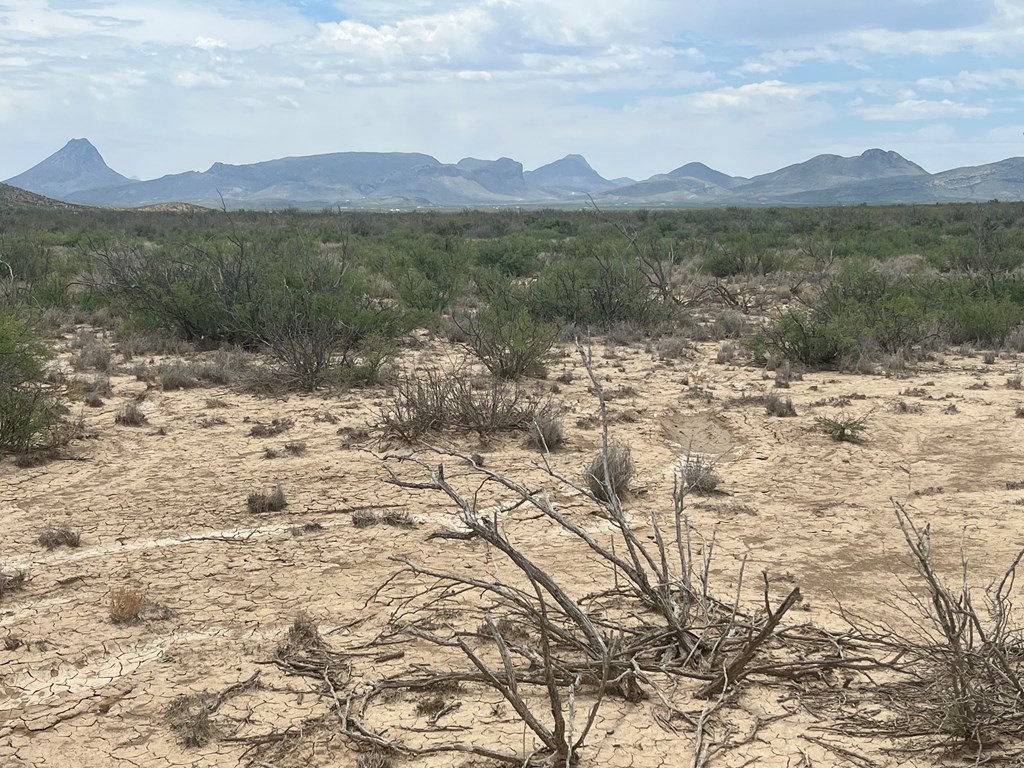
xmin=858 ymin=98 xmax=989 ymax=120
xmin=918 ymin=69 xmax=1024 ymax=92
xmin=1 ymin=0 xmax=1023 ymax=183
xmin=195 ymin=36 xmax=227 ymax=50
xmin=690 ymin=80 xmax=827 ymax=111
xmin=175 ymin=70 xmax=231 ymax=87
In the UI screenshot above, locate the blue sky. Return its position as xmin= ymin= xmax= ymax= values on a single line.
xmin=1 ymin=0 xmax=1022 ymax=182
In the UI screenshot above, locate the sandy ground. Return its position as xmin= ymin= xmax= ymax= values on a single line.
xmin=3 ymin=332 xmax=1024 ymax=767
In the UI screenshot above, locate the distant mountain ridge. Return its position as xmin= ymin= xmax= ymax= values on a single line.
xmin=6 ymin=139 xmax=129 ymax=199
xmin=4 ymin=140 xmax=1023 ymax=209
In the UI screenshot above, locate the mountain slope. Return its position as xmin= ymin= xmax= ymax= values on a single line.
xmin=0 ymin=182 xmax=79 ymax=209
xmin=737 ymin=149 xmax=929 ymax=200
xmin=67 ymin=152 xmax=449 ymax=207
xmin=5 ymin=139 xmax=129 ymax=198
xmin=667 ymin=162 xmax=746 ymax=189
xmin=524 ymin=154 xmax=618 ymax=194
xmin=10 ymin=139 xmax=1024 ymax=209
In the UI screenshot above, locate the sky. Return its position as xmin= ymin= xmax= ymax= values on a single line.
xmin=1 ymin=0 xmax=1023 ymax=182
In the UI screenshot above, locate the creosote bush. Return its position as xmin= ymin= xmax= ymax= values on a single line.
xmin=0 ymin=312 xmax=69 ymax=456
xmin=584 ymin=442 xmax=633 ymax=502
xmin=457 ymin=304 xmax=557 ymax=380
xmin=247 ymin=485 xmax=287 ymax=514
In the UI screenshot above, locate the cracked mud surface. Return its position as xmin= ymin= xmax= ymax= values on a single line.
xmin=3 ymin=335 xmax=1023 ymax=766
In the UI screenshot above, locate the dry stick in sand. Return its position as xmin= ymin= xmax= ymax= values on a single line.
xmin=697 ymin=587 xmax=802 ymax=699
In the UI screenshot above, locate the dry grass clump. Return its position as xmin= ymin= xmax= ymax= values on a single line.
xmin=893 ymin=400 xmax=925 ymax=415
xmin=110 ymin=586 xmax=145 ymax=623
xmin=165 ymin=693 xmax=217 ymax=748
xmin=381 ymin=509 xmax=416 ymax=529
xmin=654 ymin=335 xmax=694 ymax=361
xmin=356 ymin=749 xmax=394 ymax=768
xmin=528 ymin=407 xmax=565 ymax=451
xmin=249 ymin=418 xmax=294 ymax=438
xmin=115 ymin=402 xmax=147 ymax=426
xmin=70 ymin=331 xmax=113 ymax=372
xmin=380 ymin=368 xmax=543 ymax=441
xmin=247 ymin=485 xmax=287 ymax=514
xmin=117 ymin=330 xmax=193 ymax=360
xmin=37 ymin=525 xmax=81 ymax=550
xmin=764 ymin=391 xmax=797 ymax=417
xmin=158 ymin=361 xmax=200 ymax=391
xmin=0 ymin=566 xmax=28 ymax=600
xmin=680 ymin=455 xmax=721 ymax=494
xmin=585 ymin=443 xmax=634 ymax=502
xmin=352 ymin=509 xmax=379 ymax=528
xmin=711 ymin=309 xmax=747 ymax=339
xmin=716 ymin=340 xmax=738 ymax=364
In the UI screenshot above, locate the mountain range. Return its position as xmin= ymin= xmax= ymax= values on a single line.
xmin=4 ymin=139 xmax=1023 ymax=210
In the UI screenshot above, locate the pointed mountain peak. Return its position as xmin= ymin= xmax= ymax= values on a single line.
xmin=5 ymin=138 xmax=129 ymax=199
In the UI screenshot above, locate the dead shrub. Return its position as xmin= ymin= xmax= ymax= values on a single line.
xmin=585 ymin=443 xmax=634 ymax=502
xmin=380 ymin=368 xmax=543 ymax=441
xmin=247 ymin=485 xmax=287 ymax=513
xmin=764 ymin=391 xmax=797 ymax=417
xmin=249 ymin=418 xmax=294 ymax=438
xmin=110 ymin=586 xmax=145 ymax=623
xmin=115 ymin=402 xmax=147 ymax=426
xmin=37 ymin=525 xmax=81 ymax=550
xmin=166 ymin=694 xmax=217 ymax=748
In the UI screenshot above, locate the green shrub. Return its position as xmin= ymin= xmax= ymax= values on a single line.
xmin=816 ymin=413 xmax=869 ymax=444
xmin=0 ymin=313 xmax=68 ymax=455
xmin=459 ymin=304 xmax=556 ymax=380
xmin=947 ymin=298 xmax=1023 ymax=346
